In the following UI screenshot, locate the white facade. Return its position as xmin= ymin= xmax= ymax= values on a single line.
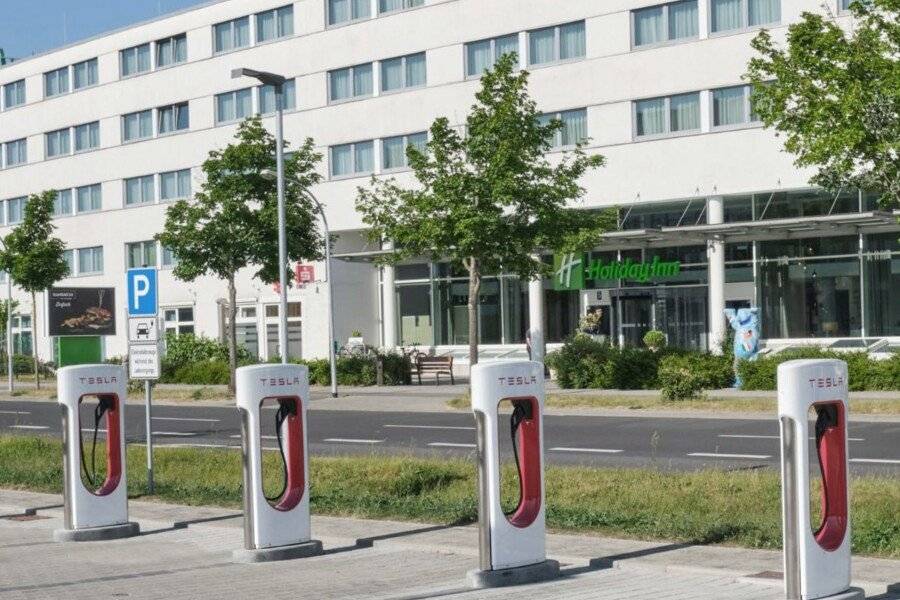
xmin=1 ymin=0 xmax=887 ymax=362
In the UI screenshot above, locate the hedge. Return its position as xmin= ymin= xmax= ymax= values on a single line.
xmin=546 ymin=336 xmax=672 ymax=390
xmin=738 ymin=349 xmax=900 ymax=391
xmin=657 ymin=352 xmax=733 ymax=400
xmin=0 ymin=354 xmax=53 ymax=376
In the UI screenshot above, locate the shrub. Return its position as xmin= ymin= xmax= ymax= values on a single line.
xmin=294 ymin=352 xmax=411 ymax=386
xmin=643 ymin=330 xmax=667 ymax=352
xmin=546 ymin=337 xmax=664 ymax=389
xmin=658 ymin=353 xmax=733 ymax=401
xmin=0 ymin=354 xmax=52 ymax=376
xmin=738 ymin=349 xmax=900 ymax=391
xmin=171 ymin=360 xmax=231 ymax=385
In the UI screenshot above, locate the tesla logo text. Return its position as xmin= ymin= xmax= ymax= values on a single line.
xmin=79 ymin=376 xmax=118 ymax=385
xmin=808 ymin=376 xmax=845 ymax=389
xmin=259 ymin=377 xmax=302 ymax=386
xmin=497 ymin=375 xmax=538 ymax=386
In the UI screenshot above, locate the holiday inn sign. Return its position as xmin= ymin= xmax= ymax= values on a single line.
xmin=552 ymin=253 xmax=681 ymax=290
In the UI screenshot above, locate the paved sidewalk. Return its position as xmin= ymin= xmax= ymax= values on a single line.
xmin=1 ymin=490 xmax=897 ymax=600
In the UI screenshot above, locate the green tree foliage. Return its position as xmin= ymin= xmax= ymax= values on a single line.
xmin=356 ymin=54 xmax=612 ymax=365
xmin=747 ymin=0 xmax=900 ymax=208
xmin=156 ymin=117 xmax=324 ymax=390
xmin=0 ymin=192 xmax=68 ymax=388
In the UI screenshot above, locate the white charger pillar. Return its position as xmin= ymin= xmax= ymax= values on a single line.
xmin=233 ymin=363 xmax=323 ymax=563
xmin=778 ymin=359 xmax=864 ymax=600
xmin=54 ymin=365 xmax=139 ymax=542
xmin=469 ymin=360 xmax=559 ymax=588
xmin=527 ymin=271 xmax=545 ymax=364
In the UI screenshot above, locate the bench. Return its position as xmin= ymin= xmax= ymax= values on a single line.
xmin=414 ymin=355 xmax=455 ymax=385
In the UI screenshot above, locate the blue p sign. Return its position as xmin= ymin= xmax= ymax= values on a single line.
xmin=127 ymin=268 xmax=158 ymax=316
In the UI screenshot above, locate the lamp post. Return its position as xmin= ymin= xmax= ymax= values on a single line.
xmin=232 ymin=67 xmax=289 ymax=364
xmin=0 ymin=239 xmax=13 ymax=392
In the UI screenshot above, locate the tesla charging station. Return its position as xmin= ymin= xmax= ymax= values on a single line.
xmin=233 ymin=363 xmax=323 ymax=563
xmin=469 ymin=360 xmax=559 ymax=588
xmin=54 ymin=364 xmax=139 ymax=542
xmin=777 ymin=360 xmax=864 ymax=600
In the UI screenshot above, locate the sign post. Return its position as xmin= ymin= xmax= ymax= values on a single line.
xmin=127 ymin=268 xmax=159 ymax=494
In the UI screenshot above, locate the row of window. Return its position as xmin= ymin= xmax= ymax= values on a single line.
xmin=464 ymin=21 xmax=586 ymax=78
xmin=632 ymin=0 xmax=780 ymax=48
xmin=214 ymin=5 xmax=294 ymax=53
xmin=45 ymin=121 xmax=101 ymax=158
xmin=215 ymin=80 xmax=297 ymax=124
xmin=633 ymin=84 xmax=760 ymax=138
xmin=328 ymin=52 xmax=426 ymax=102
xmin=327 ymin=0 xmax=423 ymax=26
xmin=122 ymin=102 xmax=190 ymax=142
xmin=60 ymin=240 xmax=177 ymax=278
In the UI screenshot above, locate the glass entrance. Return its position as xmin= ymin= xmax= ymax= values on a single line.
xmin=619 ymin=295 xmax=653 ymax=347
xmin=613 ymin=286 xmax=709 ymax=350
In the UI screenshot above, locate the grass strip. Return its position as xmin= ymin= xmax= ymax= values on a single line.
xmin=0 ymin=435 xmax=897 ymax=558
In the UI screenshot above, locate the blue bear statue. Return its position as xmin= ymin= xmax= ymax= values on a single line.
xmin=724 ymin=307 xmax=761 ymax=389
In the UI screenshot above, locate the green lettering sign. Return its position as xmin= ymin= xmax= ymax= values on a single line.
xmin=554 ymin=254 xmax=681 ymax=289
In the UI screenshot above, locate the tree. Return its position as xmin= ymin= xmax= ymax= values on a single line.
xmin=0 ymin=192 xmax=69 ymax=388
xmin=0 ymin=298 xmax=20 ymax=373
xmin=356 ymin=54 xmax=611 ymax=366
xmin=156 ymin=117 xmax=324 ymax=392
xmin=746 ymin=0 xmax=900 ymax=208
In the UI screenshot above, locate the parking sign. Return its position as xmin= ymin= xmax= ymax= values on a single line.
xmin=126 ymin=268 xmax=158 ymax=316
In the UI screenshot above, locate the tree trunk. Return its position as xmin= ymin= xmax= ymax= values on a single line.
xmin=31 ymin=291 xmax=39 ymax=390
xmin=227 ymin=276 xmax=238 ymax=394
xmin=466 ymin=258 xmax=481 ymax=368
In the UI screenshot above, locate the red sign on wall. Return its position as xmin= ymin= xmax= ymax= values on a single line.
xmin=295 ymin=264 xmax=315 ymax=285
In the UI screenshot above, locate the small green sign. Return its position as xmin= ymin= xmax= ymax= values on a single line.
xmin=553 ymin=254 xmax=681 ymax=290
xmin=56 ymin=336 xmax=103 ymax=368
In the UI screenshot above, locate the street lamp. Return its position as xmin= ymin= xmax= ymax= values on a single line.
xmin=0 ymin=238 xmax=13 ymax=392
xmin=232 ymin=68 xmax=289 ymax=365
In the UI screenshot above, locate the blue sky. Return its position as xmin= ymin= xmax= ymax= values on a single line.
xmin=0 ymin=0 xmax=210 ymax=60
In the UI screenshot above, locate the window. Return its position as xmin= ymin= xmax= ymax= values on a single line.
xmin=528 ymin=21 xmax=585 ymax=66
xmin=3 ymin=79 xmax=25 ymax=109
xmin=120 ymin=43 xmax=151 ymax=77
xmin=127 ymin=241 xmax=158 ymax=268
xmin=839 ymin=0 xmax=851 ymax=8
xmin=330 ymin=140 xmax=375 ymax=177
xmin=73 ymin=58 xmax=98 ymax=90
xmin=328 ymin=63 xmax=373 ymax=102
xmin=44 ymin=66 xmax=70 ymax=97
xmin=122 ymin=110 xmax=153 ymax=142
xmin=160 ymin=169 xmax=192 ymax=201
xmin=382 ymin=132 xmax=427 ymax=170
xmin=76 ymin=184 xmax=102 ymax=213
xmin=63 ymin=250 xmax=75 ymax=275
xmin=53 ymin=189 xmax=73 ymax=217
xmin=379 ymin=0 xmax=423 ymax=13
xmin=74 ymin=121 xmax=100 ymax=152
xmin=712 ymin=85 xmax=760 ymax=127
xmin=7 ymin=197 xmax=26 ymax=224
xmin=465 ymin=34 xmax=519 ymax=78
xmin=258 ymin=79 xmax=297 ymax=114
xmin=328 ymin=0 xmax=370 ymax=25
xmin=215 ymin=88 xmax=253 ymax=124
xmin=164 ymin=307 xmax=195 ymax=336
xmin=214 ymin=16 xmax=250 ymax=53
xmin=161 ymin=246 xmax=177 ymax=267
xmin=256 ymin=5 xmax=294 ymax=42
xmin=4 ymin=139 xmax=26 ymax=167
xmin=538 ymin=108 xmax=588 ymax=148
xmin=380 ymin=52 xmax=426 ymax=92
xmin=156 ymin=34 xmax=187 ymax=68
xmin=125 ymin=175 xmax=156 ymax=205
xmin=158 ymin=102 xmax=190 ymax=134
xmin=78 ymin=247 xmax=104 ymax=275
xmin=632 ymin=0 xmax=698 ymax=47
xmin=711 ymin=0 xmax=780 ymax=32
xmin=45 ymin=128 xmax=71 ymax=158
xmin=634 ymin=92 xmax=700 ymax=137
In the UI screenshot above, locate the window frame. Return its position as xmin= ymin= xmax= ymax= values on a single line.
xmin=126 ymin=240 xmax=159 ymax=269
xmin=377 ymin=0 xmax=424 ymax=15
xmin=379 ymin=52 xmax=427 ymax=94
xmin=213 ymin=16 xmax=252 ymax=54
xmin=255 ymin=5 xmax=294 ymax=43
xmin=76 ymin=183 xmax=102 ymax=213
xmin=73 ymin=121 xmax=101 ymax=153
xmin=215 ymin=88 xmax=254 ymax=124
xmin=122 ymin=109 xmax=154 ymax=143
xmin=710 ymin=84 xmax=761 ymax=130
xmin=327 ymin=0 xmax=372 ymax=27
xmin=381 ymin=131 xmax=427 ymax=172
xmin=6 ymin=197 xmax=26 ymax=224
xmin=52 ymin=189 xmax=74 ymax=218
xmin=155 ymin=33 xmax=188 ymax=69
xmin=76 ymin=246 xmax=104 ymax=276
xmin=43 ymin=66 xmax=71 ymax=98
xmin=630 ymin=0 xmax=699 ymax=49
xmin=527 ymin=20 xmax=586 ymax=67
xmin=539 ymin=108 xmax=589 ymax=150
xmin=44 ymin=127 xmax=72 ymax=159
xmin=119 ymin=43 xmax=152 ymax=78
xmin=330 ymin=139 xmax=376 ymax=179
xmin=163 ymin=305 xmax=195 ymax=336
xmin=257 ymin=79 xmax=297 ymax=115
xmin=327 ymin=63 xmax=374 ymax=104
xmin=709 ymin=0 xmax=781 ymax=35
xmin=72 ymin=58 xmax=99 ymax=90
xmin=464 ymin=33 xmax=521 ymax=79
xmin=157 ymin=102 xmax=190 ymax=135
xmin=124 ymin=174 xmax=157 ymax=206
xmin=3 ymin=79 xmax=26 ymax=110
xmin=632 ymin=92 xmax=702 ymax=140
xmin=159 ymin=169 xmax=192 ymax=202
xmin=4 ymin=138 xmax=27 ymax=168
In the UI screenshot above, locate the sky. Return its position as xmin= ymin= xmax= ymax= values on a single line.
xmin=0 ymin=0 xmax=211 ymax=60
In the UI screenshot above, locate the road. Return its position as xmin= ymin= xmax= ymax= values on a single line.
xmin=2 ymin=399 xmax=898 ymax=474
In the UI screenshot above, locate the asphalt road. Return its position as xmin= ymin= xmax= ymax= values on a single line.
xmin=1 ymin=400 xmax=898 ymax=475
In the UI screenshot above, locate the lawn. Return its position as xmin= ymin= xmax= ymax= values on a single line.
xmin=1 ymin=435 xmax=897 ymax=558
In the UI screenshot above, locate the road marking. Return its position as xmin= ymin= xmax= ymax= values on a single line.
xmin=688 ymin=452 xmax=771 ymax=460
xmin=151 ymin=431 xmax=196 ymax=437
xmin=0 ymin=410 xmax=29 ymax=415
xmin=153 ymin=417 xmax=220 ymax=423
xmin=428 ymin=442 xmax=476 ymax=449
xmin=384 ymin=424 xmax=476 ymax=431
xmin=81 ymin=428 xmax=108 ymax=434
xmin=8 ymin=425 xmax=48 ymax=430
xmin=230 ymin=434 xmax=277 ymax=440
xmin=154 ymin=443 xmax=238 ymax=449
xmin=323 ymin=438 xmax=384 ymax=444
xmin=549 ymin=447 xmax=624 ymax=454
xmin=850 ymin=458 xmax=900 ymax=465
xmin=717 ymin=434 xmax=865 ymax=441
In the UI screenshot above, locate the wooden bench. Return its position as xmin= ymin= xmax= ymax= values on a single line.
xmin=414 ymin=355 xmax=455 ymax=385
